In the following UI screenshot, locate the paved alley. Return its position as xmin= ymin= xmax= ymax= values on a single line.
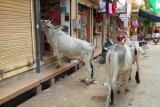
xmin=18 ymin=41 xmax=160 ymax=107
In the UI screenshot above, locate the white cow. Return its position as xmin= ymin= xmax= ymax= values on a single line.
xmin=104 ymin=38 xmax=144 ymax=107
xmin=104 ymin=43 xmax=134 ymax=107
xmin=40 ymin=20 xmax=95 ymax=85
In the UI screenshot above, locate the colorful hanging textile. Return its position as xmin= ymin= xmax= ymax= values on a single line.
xmin=132 ymin=20 xmax=139 ymax=28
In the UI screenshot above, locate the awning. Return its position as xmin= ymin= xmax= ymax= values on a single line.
xmin=138 ymin=9 xmax=160 ymax=22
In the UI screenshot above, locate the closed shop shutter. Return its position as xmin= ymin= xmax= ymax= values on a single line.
xmin=0 ymin=0 xmax=34 ymax=73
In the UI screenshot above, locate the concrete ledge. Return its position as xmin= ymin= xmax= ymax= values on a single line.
xmin=0 ymin=78 xmax=40 ymax=105
xmin=0 ymin=61 xmax=79 ymax=105
xmin=52 ymin=61 xmax=79 ymax=77
xmin=0 ymin=49 xmax=101 ymax=105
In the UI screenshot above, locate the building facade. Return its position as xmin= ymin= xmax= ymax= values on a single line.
xmin=0 ymin=0 xmax=101 ymax=82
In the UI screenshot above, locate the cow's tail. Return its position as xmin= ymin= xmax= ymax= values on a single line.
xmin=108 ymin=45 xmax=117 ymax=105
xmin=109 ymin=53 xmax=114 ymax=105
xmin=90 ymin=47 xmax=95 ymax=79
xmin=106 ymin=52 xmax=114 ymax=105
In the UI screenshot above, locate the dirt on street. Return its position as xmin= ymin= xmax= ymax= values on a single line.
xmin=18 ymin=41 xmax=160 ymax=107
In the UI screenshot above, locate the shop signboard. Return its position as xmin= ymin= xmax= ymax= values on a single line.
xmin=116 ymin=0 xmax=127 ymax=13
xmin=60 ymin=7 xmax=67 ymax=13
xmin=124 ymin=19 xmax=128 ymax=27
xmin=119 ymin=14 xmax=128 ymax=21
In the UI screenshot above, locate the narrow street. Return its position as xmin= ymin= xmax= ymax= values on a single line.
xmin=18 ymin=41 xmax=160 ymax=107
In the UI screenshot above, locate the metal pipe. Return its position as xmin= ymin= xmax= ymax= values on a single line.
xmin=76 ymin=0 xmax=78 ymax=38
xmin=34 ymin=0 xmax=41 ymax=73
xmin=70 ymin=0 xmax=72 ymax=36
xmin=113 ymin=16 xmax=116 ymax=41
xmin=102 ymin=13 xmax=107 ymax=46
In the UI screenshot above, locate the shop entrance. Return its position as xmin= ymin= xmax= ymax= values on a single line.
xmin=78 ymin=4 xmax=90 ymax=42
xmin=40 ymin=0 xmax=61 ymax=59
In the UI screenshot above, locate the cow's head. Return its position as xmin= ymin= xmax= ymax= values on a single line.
xmin=125 ymin=40 xmax=138 ymax=57
xmin=40 ymin=20 xmax=64 ymax=32
xmin=40 ymin=20 xmax=54 ymax=31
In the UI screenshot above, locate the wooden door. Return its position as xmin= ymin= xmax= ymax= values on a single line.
xmin=78 ymin=4 xmax=90 ymax=42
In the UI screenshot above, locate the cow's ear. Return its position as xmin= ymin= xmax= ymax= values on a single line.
xmin=46 ymin=23 xmax=52 ymax=29
xmin=46 ymin=20 xmax=51 ymax=24
xmin=46 ymin=20 xmax=50 ymax=23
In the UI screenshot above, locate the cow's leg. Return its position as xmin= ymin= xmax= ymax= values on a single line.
xmin=125 ymin=70 xmax=130 ymax=92
xmin=135 ymin=56 xmax=140 ymax=84
xmin=85 ymin=49 xmax=96 ymax=85
xmin=90 ymin=49 xmax=95 ymax=80
xmin=135 ymin=70 xmax=140 ymax=84
xmin=104 ymin=82 xmax=114 ymax=106
xmin=90 ymin=63 xmax=94 ymax=79
xmin=54 ymin=50 xmax=61 ymax=68
xmin=85 ymin=62 xmax=95 ymax=85
xmin=105 ymin=86 xmax=111 ymax=107
xmin=129 ymin=70 xmax=132 ymax=81
xmin=110 ymin=88 xmax=114 ymax=105
xmin=116 ymin=74 xmax=122 ymax=94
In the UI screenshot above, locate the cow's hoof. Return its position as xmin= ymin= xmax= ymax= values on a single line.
xmin=86 ymin=81 xmax=93 ymax=85
xmin=80 ymin=79 xmax=89 ymax=85
xmin=116 ymin=90 xmax=121 ymax=94
xmin=86 ymin=82 xmax=90 ymax=85
xmin=125 ymin=88 xmax=130 ymax=92
xmin=79 ymin=79 xmax=97 ymax=85
xmin=135 ymin=77 xmax=140 ymax=84
xmin=56 ymin=65 xmax=60 ymax=68
xmin=110 ymin=102 xmax=114 ymax=105
xmin=85 ymin=80 xmax=97 ymax=85
xmin=136 ymin=79 xmax=140 ymax=84
xmin=91 ymin=80 xmax=98 ymax=84
xmin=135 ymin=72 xmax=140 ymax=84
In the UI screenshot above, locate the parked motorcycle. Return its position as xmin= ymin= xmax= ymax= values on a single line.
xmin=99 ymin=39 xmax=114 ymax=64
xmin=138 ymin=34 xmax=148 ymax=52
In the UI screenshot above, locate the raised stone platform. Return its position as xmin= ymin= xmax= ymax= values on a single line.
xmin=0 ymin=48 xmax=101 ymax=106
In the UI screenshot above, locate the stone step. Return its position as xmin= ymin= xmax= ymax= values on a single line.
xmin=0 ymin=61 xmax=79 ymax=105
xmin=0 ymin=48 xmax=101 ymax=105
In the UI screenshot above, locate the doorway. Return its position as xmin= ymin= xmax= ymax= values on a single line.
xmin=40 ymin=0 xmax=61 ymax=59
xmin=78 ymin=4 xmax=90 ymax=42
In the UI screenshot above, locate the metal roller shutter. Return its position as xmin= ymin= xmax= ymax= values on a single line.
xmin=0 ymin=0 xmax=34 ymax=73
